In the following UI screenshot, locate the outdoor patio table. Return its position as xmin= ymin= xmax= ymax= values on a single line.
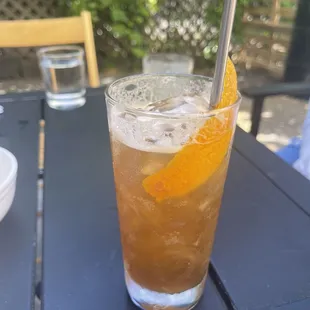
xmin=0 ymin=88 xmax=310 ymax=310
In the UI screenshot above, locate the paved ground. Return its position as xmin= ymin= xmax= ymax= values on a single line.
xmin=237 ymin=68 xmax=307 ymax=151
xmin=238 ymin=95 xmax=306 ymax=151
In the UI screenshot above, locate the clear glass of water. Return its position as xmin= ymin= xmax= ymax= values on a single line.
xmin=143 ymin=53 xmax=194 ymax=74
xmin=37 ymin=46 xmax=86 ymax=110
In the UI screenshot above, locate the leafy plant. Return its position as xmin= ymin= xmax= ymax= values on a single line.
xmin=203 ymin=0 xmax=252 ymax=60
xmin=58 ymin=0 xmax=154 ymax=60
xmin=59 ymin=0 xmax=293 ymax=67
xmin=203 ymin=0 xmax=296 ymax=61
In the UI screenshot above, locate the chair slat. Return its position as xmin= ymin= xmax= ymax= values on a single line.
xmin=0 ymin=17 xmax=84 ymax=47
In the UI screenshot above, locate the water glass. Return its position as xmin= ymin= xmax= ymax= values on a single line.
xmin=143 ymin=53 xmax=194 ymax=74
xmin=37 ymin=46 xmax=86 ymax=110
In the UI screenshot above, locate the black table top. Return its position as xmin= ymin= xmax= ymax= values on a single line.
xmin=0 ymin=89 xmax=310 ymax=310
xmin=0 ymin=95 xmax=40 ymax=310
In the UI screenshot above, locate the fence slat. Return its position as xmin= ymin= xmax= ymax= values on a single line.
xmin=240 ymin=0 xmax=297 ymax=76
xmin=242 ymin=20 xmax=293 ymax=32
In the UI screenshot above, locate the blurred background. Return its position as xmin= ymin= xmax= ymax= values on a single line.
xmin=0 ymin=0 xmax=308 ymax=151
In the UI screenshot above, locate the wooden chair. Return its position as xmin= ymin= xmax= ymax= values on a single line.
xmin=0 ymin=11 xmax=100 ymax=88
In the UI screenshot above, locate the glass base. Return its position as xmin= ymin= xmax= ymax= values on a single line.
xmin=125 ymin=272 xmax=205 ymax=310
xmin=46 ymin=91 xmax=86 ymax=110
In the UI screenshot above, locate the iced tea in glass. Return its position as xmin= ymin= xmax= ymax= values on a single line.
xmin=105 ymin=73 xmax=240 ymax=309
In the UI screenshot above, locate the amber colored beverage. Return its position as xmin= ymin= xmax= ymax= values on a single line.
xmin=105 ymin=74 xmax=240 ymax=310
xmin=111 ymin=137 xmax=229 ymax=294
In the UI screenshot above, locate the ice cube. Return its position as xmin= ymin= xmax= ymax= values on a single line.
xmin=111 ymin=95 xmax=209 ymax=153
xmin=118 ymin=111 xmax=137 ymax=122
xmin=141 ymin=161 xmax=166 ymax=175
xmin=145 ymin=95 xmax=210 ymax=114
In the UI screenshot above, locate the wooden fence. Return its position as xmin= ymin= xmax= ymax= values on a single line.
xmin=0 ymin=0 xmax=57 ymax=79
xmin=239 ymin=0 xmax=298 ymax=77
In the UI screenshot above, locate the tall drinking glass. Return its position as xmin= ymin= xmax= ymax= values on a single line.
xmin=37 ymin=46 xmax=86 ymax=110
xmin=105 ymin=74 xmax=240 ymax=310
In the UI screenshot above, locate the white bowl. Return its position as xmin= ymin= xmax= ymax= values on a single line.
xmin=0 ymin=147 xmax=18 ymax=222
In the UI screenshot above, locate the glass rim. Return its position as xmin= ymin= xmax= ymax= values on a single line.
xmin=143 ymin=53 xmax=194 ymax=61
xmin=105 ymin=73 xmax=241 ymax=120
xmin=37 ymin=45 xmax=84 ymax=59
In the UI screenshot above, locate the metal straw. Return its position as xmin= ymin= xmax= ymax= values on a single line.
xmin=210 ymin=0 xmax=237 ymax=108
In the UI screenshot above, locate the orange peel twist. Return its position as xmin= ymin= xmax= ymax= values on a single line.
xmin=143 ymin=58 xmax=238 ymax=202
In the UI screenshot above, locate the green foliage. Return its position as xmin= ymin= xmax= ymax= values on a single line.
xmin=59 ymin=0 xmax=295 ymax=66
xmin=203 ymin=0 xmax=252 ymax=60
xmin=281 ymin=0 xmax=296 ymax=8
xmin=58 ymin=0 xmax=154 ymax=60
xmin=203 ymin=0 xmax=296 ymax=61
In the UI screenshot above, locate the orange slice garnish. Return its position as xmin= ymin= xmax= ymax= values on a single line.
xmin=142 ymin=58 xmax=238 ymax=202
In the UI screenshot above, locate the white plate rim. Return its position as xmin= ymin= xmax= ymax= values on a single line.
xmin=0 ymin=147 xmax=18 ymax=195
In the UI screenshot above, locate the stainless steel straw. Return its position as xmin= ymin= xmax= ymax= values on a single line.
xmin=210 ymin=0 xmax=237 ymax=108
